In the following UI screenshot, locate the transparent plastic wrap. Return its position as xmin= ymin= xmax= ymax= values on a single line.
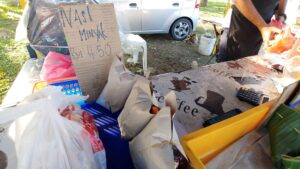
xmin=0 ymin=87 xmax=105 ymax=169
xmin=17 ymin=0 xmax=135 ymax=58
xmin=25 ymin=0 xmax=114 ymax=56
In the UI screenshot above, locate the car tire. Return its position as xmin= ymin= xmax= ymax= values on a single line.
xmin=170 ymin=18 xmax=192 ymax=41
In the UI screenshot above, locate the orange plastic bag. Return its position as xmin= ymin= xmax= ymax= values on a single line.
xmin=266 ymin=28 xmax=296 ymax=54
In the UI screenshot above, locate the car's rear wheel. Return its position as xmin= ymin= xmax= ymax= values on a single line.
xmin=170 ymin=18 xmax=192 ymax=41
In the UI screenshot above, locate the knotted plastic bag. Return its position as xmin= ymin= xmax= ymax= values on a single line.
xmin=0 ymin=86 xmax=99 ymax=169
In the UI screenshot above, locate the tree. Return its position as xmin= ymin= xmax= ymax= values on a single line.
xmin=201 ymin=0 xmax=208 ymax=7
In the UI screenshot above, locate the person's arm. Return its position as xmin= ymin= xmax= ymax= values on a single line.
xmin=277 ymin=0 xmax=287 ymax=15
xmin=233 ymin=0 xmax=267 ymax=31
xmin=233 ymin=0 xmax=281 ymax=45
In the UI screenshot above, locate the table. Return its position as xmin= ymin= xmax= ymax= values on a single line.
xmin=3 ymin=55 xmax=284 ymax=138
xmin=151 ymin=55 xmax=283 ymax=137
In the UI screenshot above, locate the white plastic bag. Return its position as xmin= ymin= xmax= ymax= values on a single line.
xmin=117 ymin=79 xmax=155 ymax=139
xmin=97 ymin=57 xmax=136 ymax=112
xmin=60 ymin=105 xmax=107 ymax=169
xmin=0 ymin=130 xmax=17 ymax=169
xmin=0 ymin=86 xmax=103 ymax=169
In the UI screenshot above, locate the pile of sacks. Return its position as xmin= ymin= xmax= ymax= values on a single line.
xmin=96 ymin=56 xmax=189 ymax=169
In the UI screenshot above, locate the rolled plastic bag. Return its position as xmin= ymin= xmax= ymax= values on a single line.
xmin=96 ymin=57 xmax=136 ymax=112
xmin=117 ymin=79 xmax=155 ymax=139
xmin=1 ymin=86 xmax=100 ymax=169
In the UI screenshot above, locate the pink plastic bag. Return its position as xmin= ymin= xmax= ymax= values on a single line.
xmin=40 ymin=52 xmax=76 ymax=81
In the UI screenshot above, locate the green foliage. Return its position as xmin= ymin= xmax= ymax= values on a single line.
xmin=0 ymin=0 xmax=28 ymax=103
xmin=200 ymin=0 xmax=228 ymax=18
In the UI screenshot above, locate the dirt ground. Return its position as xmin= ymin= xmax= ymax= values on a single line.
xmin=143 ymin=34 xmax=215 ymax=75
xmin=125 ymin=22 xmax=219 ymax=76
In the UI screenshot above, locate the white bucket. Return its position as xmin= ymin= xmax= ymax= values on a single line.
xmin=198 ymin=34 xmax=216 ymax=56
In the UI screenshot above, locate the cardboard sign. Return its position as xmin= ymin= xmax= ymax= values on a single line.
xmin=58 ymin=3 xmax=121 ymax=101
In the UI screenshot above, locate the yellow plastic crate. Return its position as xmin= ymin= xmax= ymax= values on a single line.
xmin=180 ymin=101 xmax=274 ymax=169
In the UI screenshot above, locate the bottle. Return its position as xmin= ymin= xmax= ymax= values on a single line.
xmin=191 ymin=61 xmax=198 ymax=69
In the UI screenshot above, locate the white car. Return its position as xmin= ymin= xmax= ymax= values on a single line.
xmin=115 ymin=0 xmax=200 ymax=40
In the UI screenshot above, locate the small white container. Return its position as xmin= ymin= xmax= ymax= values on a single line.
xmin=198 ymin=34 xmax=216 ymax=56
xmin=191 ymin=61 xmax=198 ymax=69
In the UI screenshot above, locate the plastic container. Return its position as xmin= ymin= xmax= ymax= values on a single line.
xmin=198 ymin=34 xmax=216 ymax=56
xmin=32 ymin=77 xmax=82 ymax=95
xmin=180 ymin=101 xmax=274 ymax=169
xmin=81 ymin=103 xmax=135 ymax=169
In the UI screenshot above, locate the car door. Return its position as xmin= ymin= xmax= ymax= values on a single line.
xmin=141 ymin=0 xmax=184 ymax=33
xmin=114 ymin=0 xmax=142 ymax=33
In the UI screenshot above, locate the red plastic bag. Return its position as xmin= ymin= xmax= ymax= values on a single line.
xmin=60 ymin=104 xmax=107 ymax=168
xmin=40 ymin=52 xmax=76 ymax=81
xmin=270 ymin=19 xmax=285 ymax=30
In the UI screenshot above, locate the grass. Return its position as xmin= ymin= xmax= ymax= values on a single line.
xmin=199 ymin=0 xmax=228 ymax=19
xmin=0 ymin=0 xmax=28 ymax=104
